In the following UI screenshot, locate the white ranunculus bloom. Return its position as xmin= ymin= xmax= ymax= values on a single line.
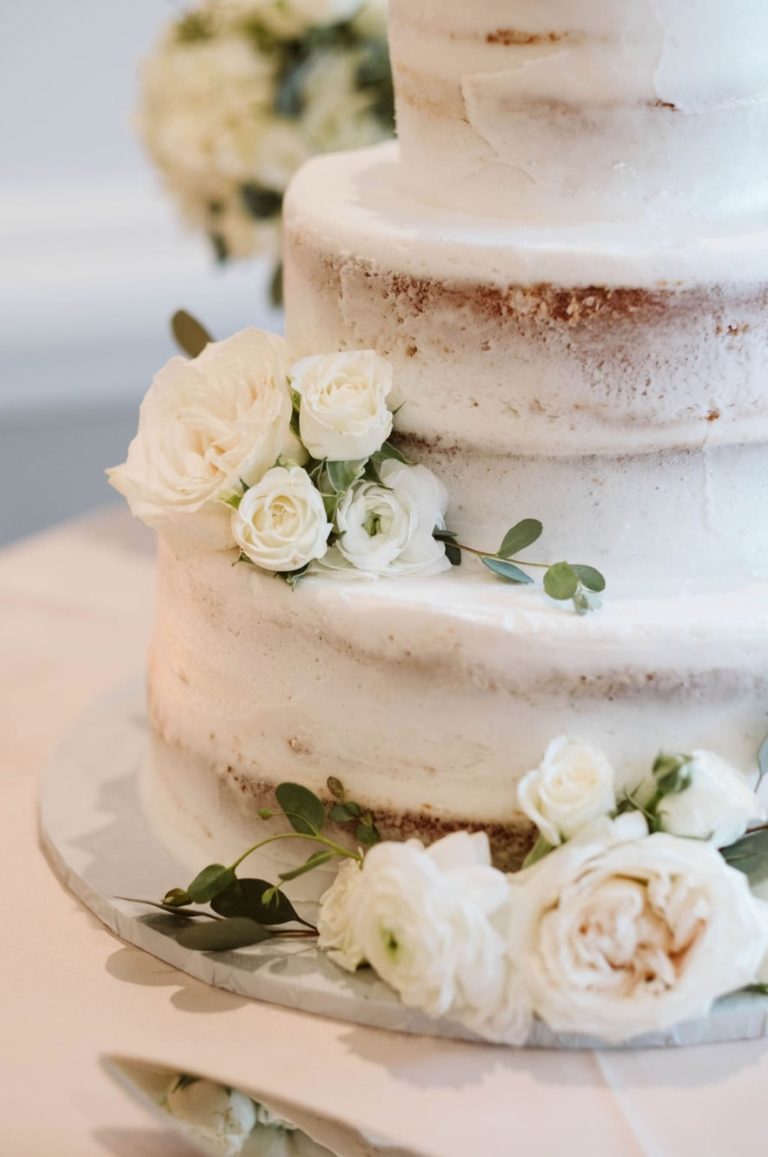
xmin=290 ymin=350 xmax=393 ymax=461
xmin=108 ymin=329 xmax=294 ymax=547
xmin=518 ymin=736 xmax=617 ymax=847
xmin=330 ymin=461 xmax=451 ymax=577
xmin=233 ymin=466 xmax=331 ymax=572
xmin=507 ymin=814 xmax=768 ymax=1042
xmin=317 ymin=859 xmax=366 ymax=971
xmin=655 ymin=750 xmax=766 ymax=848
xmin=344 ymin=832 xmax=531 ymax=1043
xmin=165 ymin=1077 xmax=257 ymax=1157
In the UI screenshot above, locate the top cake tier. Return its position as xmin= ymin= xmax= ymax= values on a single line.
xmin=389 ymin=0 xmax=768 ymax=222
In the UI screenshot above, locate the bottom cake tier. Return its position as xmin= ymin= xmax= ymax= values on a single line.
xmin=146 ymin=539 xmax=768 ymax=869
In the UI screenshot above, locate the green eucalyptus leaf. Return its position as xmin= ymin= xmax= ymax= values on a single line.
xmin=521 ymin=836 xmax=555 ymax=869
xmin=211 ymin=878 xmax=302 ymax=925
xmin=498 ymin=519 xmax=543 ymax=559
xmin=329 ymin=802 xmax=362 ymax=823
xmin=571 ymin=565 xmax=607 ymax=593
xmin=177 ymin=917 xmax=273 ymax=952
xmin=356 ymin=819 xmax=380 ymax=846
xmin=543 ymin=562 xmax=579 ymax=601
xmin=481 ymin=557 xmax=534 ymax=585
xmin=187 ymin=864 xmax=236 ymax=904
xmin=326 ymin=459 xmax=366 ymax=494
xmin=721 ymin=828 xmax=768 ymax=885
xmin=327 ymin=776 xmax=345 ymax=800
xmin=163 ymin=888 xmax=192 ymax=908
xmin=171 ymin=310 xmax=213 ymax=358
xmin=278 ymin=850 xmax=335 ymax=882
xmin=652 ymin=753 xmax=693 ymax=798
xmin=270 ymin=261 xmax=284 ymax=309
xmin=279 ymin=564 xmax=312 ymax=590
xmin=275 ymin=782 xmax=326 ymax=834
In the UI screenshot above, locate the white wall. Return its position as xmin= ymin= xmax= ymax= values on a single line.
xmin=0 ymin=1 xmax=280 ymax=541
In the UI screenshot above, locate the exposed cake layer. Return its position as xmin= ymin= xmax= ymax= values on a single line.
xmin=389 ymin=0 xmax=768 ymax=221
xmin=283 ymin=146 xmax=768 ymax=594
xmin=146 ymin=541 xmax=768 ymax=869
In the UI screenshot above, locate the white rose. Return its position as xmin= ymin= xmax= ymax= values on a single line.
xmin=507 ymin=814 xmax=768 ymax=1042
xmin=655 ymin=750 xmax=766 ymax=848
xmin=108 ymin=329 xmax=295 ymax=548
xmin=347 ymin=832 xmax=530 ymax=1043
xmin=352 ymin=0 xmax=388 ymax=39
xmin=518 ymin=737 xmax=617 ymax=847
xmin=165 ymin=1077 xmax=256 ymax=1157
xmin=329 ymin=460 xmax=451 ymax=577
xmin=233 ymin=466 xmax=331 ymax=572
xmin=290 ymin=350 xmax=393 ymax=461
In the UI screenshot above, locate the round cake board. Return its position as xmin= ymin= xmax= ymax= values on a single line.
xmin=39 ymin=681 xmax=768 ymax=1051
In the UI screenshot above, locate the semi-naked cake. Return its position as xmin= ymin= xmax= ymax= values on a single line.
xmin=145 ymin=0 xmax=768 ymax=872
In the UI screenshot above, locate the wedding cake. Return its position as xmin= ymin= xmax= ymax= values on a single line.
xmin=133 ymin=0 xmax=768 ymax=872
xmin=103 ymin=0 xmax=768 ymax=1048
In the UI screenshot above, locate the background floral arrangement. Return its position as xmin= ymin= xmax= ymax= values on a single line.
xmin=138 ymin=0 xmax=393 ymax=300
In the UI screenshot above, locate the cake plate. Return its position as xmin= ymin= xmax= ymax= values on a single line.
xmin=40 ymin=681 xmax=768 ymax=1051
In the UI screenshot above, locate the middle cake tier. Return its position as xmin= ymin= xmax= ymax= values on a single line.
xmin=147 ymin=540 xmax=768 ymax=871
xmin=283 ymin=143 xmax=768 ymax=597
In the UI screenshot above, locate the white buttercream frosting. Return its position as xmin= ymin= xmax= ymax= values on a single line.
xmin=389 ymin=0 xmax=768 ymax=222
xmin=145 ymin=542 xmax=768 ymax=872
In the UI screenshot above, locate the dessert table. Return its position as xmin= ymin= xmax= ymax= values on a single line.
xmin=3 ymin=508 xmax=767 ymax=1157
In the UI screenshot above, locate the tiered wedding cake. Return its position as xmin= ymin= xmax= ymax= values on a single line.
xmin=142 ymin=0 xmax=768 ymax=871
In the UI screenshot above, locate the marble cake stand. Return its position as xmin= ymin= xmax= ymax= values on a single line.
xmin=40 ymin=681 xmax=768 ymax=1051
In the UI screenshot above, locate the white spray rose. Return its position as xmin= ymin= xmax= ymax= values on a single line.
xmin=339 ymin=831 xmax=530 ymax=1043
xmin=506 ymin=814 xmax=768 ymax=1042
xmin=655 ymin=750 xmax=766 ymax=848
xmin=518 ymin=737 xmax=617 ymax=847
xmin=108 ymin=329 xmax=294 ymax=548
xmin=290 ymin=350 xmax=393 ymax=461
xmin=330 ymin=460 xmax=451 ymax=577
xmin=232 ymin=466 xmax=331 ymax=572
xmin=165 ymin=1077 xmax=257 ymax=1157
xmin=317 ymin=859 xmax=366 ymax=971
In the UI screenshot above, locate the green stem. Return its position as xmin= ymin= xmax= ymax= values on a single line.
xmin=229 ymin=830 xmax=363 ymax=872
xmin=454 ymin=542 xmax=550 ymax=570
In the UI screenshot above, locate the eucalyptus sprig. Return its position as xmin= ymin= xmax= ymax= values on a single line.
xmin=434 ymin=519 xmax=606 ymax=615
xmin=125 ymin=778 xmax=379 ymax=952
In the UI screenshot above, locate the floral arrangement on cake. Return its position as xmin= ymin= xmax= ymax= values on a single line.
xmin=128 ymin=735 xmax=768 ymax=1046
xmin=108 ymin=312 xmax=606 ymax=612
xmin=138 ymin=0 xmax=393 ymax=299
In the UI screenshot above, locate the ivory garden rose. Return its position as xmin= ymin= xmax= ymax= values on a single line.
xmin=506 ymin=813 xmax=768 ymax=1042
xmin=108 ymin=329 xmax=295 ymax=547
xmin=518 ymin=736 xmax=616 ymax=847
xmin=232 ymin=465 xmax=332 ymax=572
xmin=290 ymin=349 xmax=394 ymax=462
xmin=165 ymin=1077 xmax=258 ymax=1157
